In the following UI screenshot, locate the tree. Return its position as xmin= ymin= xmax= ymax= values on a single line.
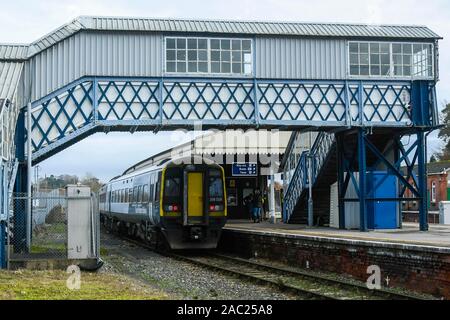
xmin=435 ymin=102 xmax=450 ymax=161
xmin=429 ymin=154 xmax=438 ymax=163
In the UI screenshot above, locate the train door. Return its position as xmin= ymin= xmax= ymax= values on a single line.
xmin=186 ymin=172 xmax=204 ymax=225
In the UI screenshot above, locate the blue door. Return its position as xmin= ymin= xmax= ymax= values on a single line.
xmin=367 ymin=172 xmax=398 ymax=229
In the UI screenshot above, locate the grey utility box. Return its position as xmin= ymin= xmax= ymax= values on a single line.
xmin=439 ymin=201 xmax=450 ymax=225
xmin=66 ymin=185 xmax=96 ymax=260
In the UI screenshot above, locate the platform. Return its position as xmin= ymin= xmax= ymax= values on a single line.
xmin=219 ymin=220 xmax=450 ymax=298
xmin=224 ymin=220 xmax=450 ymax=252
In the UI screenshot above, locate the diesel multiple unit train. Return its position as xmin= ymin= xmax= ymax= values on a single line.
xmin=99 ymin=156 xmax=227 ymax=249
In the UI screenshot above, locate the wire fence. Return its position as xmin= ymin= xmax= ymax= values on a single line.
xmin=7 ymin=191 xmax=68 ymax=260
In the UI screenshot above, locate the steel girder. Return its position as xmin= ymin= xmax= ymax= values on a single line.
xmin=336 ymin=129 xmax=429 ymax=231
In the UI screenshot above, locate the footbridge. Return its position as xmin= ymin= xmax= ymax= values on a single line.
xmin=0 ymin=16 xmax=442 ymax=265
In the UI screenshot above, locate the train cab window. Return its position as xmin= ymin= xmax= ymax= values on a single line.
xmin=208 ymin=169 xmax=224 ymax=211
xmin=163 ymin=168 xmax=182 ymax=211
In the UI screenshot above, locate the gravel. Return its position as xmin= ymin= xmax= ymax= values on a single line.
xmin=101 ymin=232 xmax=296 ymax=300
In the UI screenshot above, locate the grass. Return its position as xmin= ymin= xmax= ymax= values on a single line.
xmin=0 ymin=269 xmax=169 ymax=300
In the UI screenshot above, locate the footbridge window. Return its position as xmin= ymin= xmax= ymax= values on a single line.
xmin=349 ymin=41 xmax=434 ymax=78
xmin=165 ymin=37 xmax=253 ymax=75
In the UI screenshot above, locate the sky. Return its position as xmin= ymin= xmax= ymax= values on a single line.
xmin=0 ymin=0 xmax=449 ymax=182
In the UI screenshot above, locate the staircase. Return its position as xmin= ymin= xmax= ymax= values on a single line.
xmin=283 ymin=130 xmax=393 ymax=225
xmin=282 ymin=132 xmax=335 ymax=224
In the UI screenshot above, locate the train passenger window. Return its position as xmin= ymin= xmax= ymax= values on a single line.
xmin=143 ymin=185 xmax=149 ymax=202
xmin=133 ymin=186 xmax=137 ymax=203
xmin=149 ymin=184 xmax=154 ymax=202
xmin=137 ymin=186 xmax=142 ymax=203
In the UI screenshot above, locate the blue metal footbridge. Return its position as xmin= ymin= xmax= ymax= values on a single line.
xmin=0 ymin=16 xmax=442 ymax=267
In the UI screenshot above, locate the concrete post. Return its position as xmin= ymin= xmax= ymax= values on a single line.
xmin=269 ymin=166 xmax=276 ymax=224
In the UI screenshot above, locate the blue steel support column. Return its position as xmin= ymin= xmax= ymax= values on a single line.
xmin=358 ymin=128 xmax=368 ymax=231
xmin=337 ymin=133 xmax=346 ymax=229
xmin=417 ymin=131 xmax=428 ymax=231
xmin=14 ymin=109 xmax=28 ymax=253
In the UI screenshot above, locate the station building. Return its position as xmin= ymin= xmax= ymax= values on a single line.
xmin=121 ymin=130 xmax=293 ymax=219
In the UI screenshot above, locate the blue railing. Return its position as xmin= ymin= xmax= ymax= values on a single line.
xmin=282 ymin=132 xmax=335 ymax=222
xmin=28 ymin=77 xmax=417 ymax=162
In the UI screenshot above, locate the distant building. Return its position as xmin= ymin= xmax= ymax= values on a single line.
xmin=403 ymin=161 xmax=450 ymax=213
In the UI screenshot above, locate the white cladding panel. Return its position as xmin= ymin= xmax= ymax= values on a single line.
xmin=24 ymin=31 xmax=162 ymax=102
xmin=256 ymin=37 xmax=346 ymax=79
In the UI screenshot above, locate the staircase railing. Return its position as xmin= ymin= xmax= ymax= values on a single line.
xmin=282 ymin=132 xmax=335 ymax=222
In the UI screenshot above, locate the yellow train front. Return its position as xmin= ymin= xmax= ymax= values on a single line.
xmin=99 ymin=156 xmax=227 ymax=249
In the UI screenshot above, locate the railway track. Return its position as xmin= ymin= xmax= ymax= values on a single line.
xmin=117 ymin=234 xmax=430 ymax=300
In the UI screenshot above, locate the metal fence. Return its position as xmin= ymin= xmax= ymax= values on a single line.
xmin=6 ymin=189 xmax=100 ymax=267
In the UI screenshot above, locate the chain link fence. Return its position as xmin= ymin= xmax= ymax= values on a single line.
xmin=7 ymin=190 xmax=68 ymax=261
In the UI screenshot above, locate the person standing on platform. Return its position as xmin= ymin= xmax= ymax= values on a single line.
xmin=252 ymin=190 xmax=263 ymax=223
xmin=244 ymin=193 xmax=254 ymax=221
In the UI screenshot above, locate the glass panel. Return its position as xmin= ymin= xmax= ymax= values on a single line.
xmin=370 ymin=54 xmax=380 ymax=64
xmin=403 ymin=55 xmax=411 ymax=65
xmin=199 ymin=62 xmax=208 ymax=73
xmin=188 ymin=62 xmax=197 ymax=72
xmin=166 ymin=50 xmax=176 ymax=61
xmin=380 ymin=54 xmax=390 ymax=65
xmin=198 ymin=50 xmax=207 ymax=61
xmin=242 ymin=40 xmax=251 ymax=51
xmin=394 ymin=66 xmax=403 ymax=76
xmin=243 ymin=53 xmax=252 ymax=63
xmin=370 ymin=43 xmax=380 ymax=53
xmin=177 ymin=38 xmax=186 ymax=49
xmin=221 ymin=40 xmax=230 ymax=50
xmin=360 ymin=65 xmax=369 ymax=75
xmin=166 ymin=38 xmax=176 ymax=49
xmin=381 ymin=65 xmax=390 ymax=76
xmin=393 ymin=54 xmax=402 ymax=65
xmin=402 ymin=44 xmax=412 ymax=53
xmin=232 ymin=51 xmax=241 ymax=62
xmin=359 ymin=43 xmax=369 ymax=53
xmin=211 ymin=50 xmax=220 ymax=61
xmin=167 ymin=62 xmax=176 ymax=72
xmin=349 ymin=43 xmax=359 ymax=53
xmin=211 ymin=62 xmax=220 ymax=73
xmin=360 ymin=54 xmax=369 ymax=65
xmin=232 ymin=40 xmax=241 ymax=50
xmin=350 ymin=65 xmax=359 ymax=75
xmin=244 ymin=63 xmax=252 ymax=74
xmin=188 ymin=39 xmax=197 ymax=49
xmin=221 ymin=51 xmax=231 ymax=62
xmin=371 ymin=65 xmax=380 ymax=76
xmin=211 ymin=39 xmax=220 ymax=49
xmin=403 ymin=66 xmax=411 ymax=76
xmin=380 ymin=43 xmax=390 ymax=54
xmin=221 ymin=62 xmax=231 ymax=73
xmin=232 ymin=63 xmax=242 ymax=74
xmin=177 ymin=62 xmax=186 ymax=72
xmin=177 ymin=50 xmax=186 ymax=60
xmin=350 ymin=53 xmax=359 ymax=64
xmin=198 ymin=39 xmax=207 ymax=49
xmin=188 ymin=50 xmax=197 ymax=61
xmin=392 ymin=44 xmax=402 ymax=54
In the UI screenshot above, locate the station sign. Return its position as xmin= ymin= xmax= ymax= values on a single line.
xmin=232 ymin=162 xmax=257 ymax=177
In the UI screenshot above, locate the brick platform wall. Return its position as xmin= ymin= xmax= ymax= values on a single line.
xmin=219 ymin=229 xmax=450 ymax=299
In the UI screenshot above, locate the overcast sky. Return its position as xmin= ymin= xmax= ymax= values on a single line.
xmin=0 ymin=0 xmax=448 ymax=182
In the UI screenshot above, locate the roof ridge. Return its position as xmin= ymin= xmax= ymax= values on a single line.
xmin=77 ymin=15 xmax=431 ymax=29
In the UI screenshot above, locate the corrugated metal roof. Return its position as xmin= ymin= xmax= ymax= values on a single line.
xmin=0 ymin=44 xmax=29 ymax=60
xmin=0 ymin=62 xmax=24 ymax=100
xmin=82 ymin=16 xmax=441 ymax=39
xmin=0 ymin=16 xmax=442 ymax=61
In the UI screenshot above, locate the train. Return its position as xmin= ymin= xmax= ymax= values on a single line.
xmin=99 ymin=155 xmax=227 ymax=249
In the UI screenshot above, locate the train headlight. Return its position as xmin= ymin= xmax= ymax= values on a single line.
xmin=209 ymin=204 xmax=223 ymax=212
xmin=165 ymin=204 xmax=180 ymax=212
